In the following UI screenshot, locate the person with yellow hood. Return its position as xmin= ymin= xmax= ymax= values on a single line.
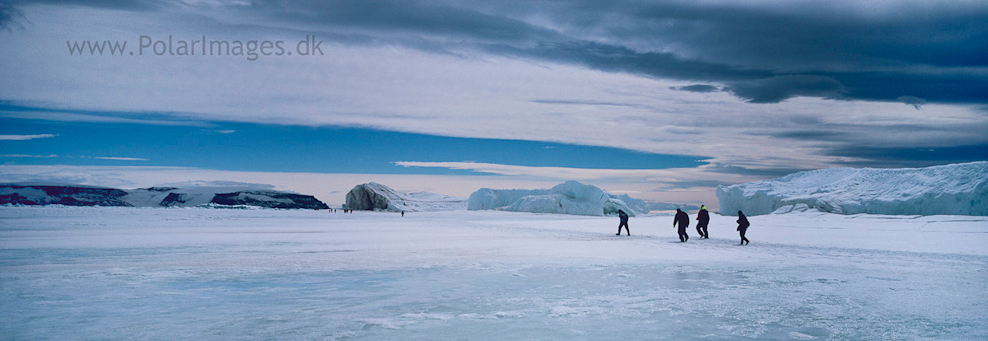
xmin=696 ymin=205 xmax=710 ymax=239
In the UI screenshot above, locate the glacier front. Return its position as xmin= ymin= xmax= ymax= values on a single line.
xmin=468 ymin=180 xmax=649 ymax=216
xmin=716 ymin=161 xmax=988 ymax=216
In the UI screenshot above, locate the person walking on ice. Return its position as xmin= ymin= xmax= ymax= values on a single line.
xmin=616 ymin=209 xmax=630 ymax=236
xmin=696 ymin=205 xmax=710 ymax=239
xmin=674 ymin=208 xmax=690 ymax=242
xmin=736 ymin=210 xmax=750 ymax=245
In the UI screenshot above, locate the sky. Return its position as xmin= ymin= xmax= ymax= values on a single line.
xmin=1 ymin=0 xmax=986 ymax=209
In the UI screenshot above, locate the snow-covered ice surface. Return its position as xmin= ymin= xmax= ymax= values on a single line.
xmin=2 ymin=207 xmax=986 ymax=340
xmin=717 ymin=161 xmax=988 ymax=216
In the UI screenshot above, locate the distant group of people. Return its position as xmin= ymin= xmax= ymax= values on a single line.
xmin=333 ymin=209 xmax=405 ymax=216
xmin=616 ymin=206 xmax=751 ymax=245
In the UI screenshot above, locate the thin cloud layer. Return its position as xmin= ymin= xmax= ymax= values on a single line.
xmin=0 ymin=133 xmax=57 ymax=140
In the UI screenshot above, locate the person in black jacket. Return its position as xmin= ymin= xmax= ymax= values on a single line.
xmin=736 ymin=210 xmax=750 ymax=245
xmin=696 ymin=205 xmax=710 ymax=239
xmin=674 ymin=208 xmax=690 ymax=242
xmin=616 ymin=210 xmax=630 ymax=236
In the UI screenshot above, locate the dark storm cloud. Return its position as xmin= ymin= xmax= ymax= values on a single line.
xmin=8 ymin=0 xmax=155 ymax=10
xmin=833 ymin=71 xmax=988 ymax=104
xmin=249 ymin=2 xmax=772 ymax=82
xmin=255 ymin=0 xmax=565 ymax=45
xmin=2 ymin=0 xmax=155 ymax=27
xmin=897 ymin=96 xmax=927 ymax=110
xmin=726 ymin=75 xmax=847 ymax=103
xmin=826 ymin=145 xmax=988 ymax=168
xmin=705 ymin=164 xmax=812 ymax=178
xmin=671 ymin=85 xmax=720 ymax=93
xmin=773 ymin=130 xmax=848 ymax=142
xmin=8 ymin=0 xmax=986 ymax=105
xmin=248 ymin=0 xmax=987 ymax=105
xmin=757 ymin=120 xmax=983 ymax=144
xmin=617 ymin=1 xmax=988 ymax=70
xmin=530 ymin=99 xmax=645 ymax=109
xmin=505 ymin=40 xmax=770 ymax=82
xmin=759 ymin=120 xmax=988 ymax=167
xmin=0 ymin=1 xmax=22 ymax=30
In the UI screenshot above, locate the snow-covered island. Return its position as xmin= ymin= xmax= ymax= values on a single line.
xmin=345 ymin=182 xmax=467 ymax=212
xmin=468 ymin=180 xmax=649 ymax=216
xmin=717 ymin=161 xmax=988 ymax=216
xmin=0 ymin=183 xmax=329 ymax=209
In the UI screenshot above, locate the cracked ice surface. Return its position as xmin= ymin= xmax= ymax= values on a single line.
xmin=1 ymin=207 xmax=986 ymax=340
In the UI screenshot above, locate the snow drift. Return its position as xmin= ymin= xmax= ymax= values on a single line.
xmin=468 ymin=181 xmax=649 ymax=216
xmin=0 ymin=183 xmax=329 ymax=209
xmin=344 ymin=182 xmax=467 ymax=212
xmin=716 ymin=161 xmax=988 ymax=216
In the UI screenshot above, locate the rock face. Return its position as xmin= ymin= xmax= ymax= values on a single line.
xmin=467 ymin=181 xmax=650 ymax=217
xmin=345 ymin=182 xmax=467 ymax=212
xmin=0 ymin=184 xmax=132 ymax=206
xmin=716 ymin=161 xmax=988 ymax=216
xmin=159 ymin=192 xmax=191 ymax=207
xmin=211 ymin=191 xmax=329 ymax=210
xmin=1 ymin=183 xmax=330 ymax=209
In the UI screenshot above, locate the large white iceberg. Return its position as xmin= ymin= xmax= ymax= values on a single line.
xmin=716 ymin=161 xmax=988 ymax=216
xmin=345 ymin=182 xmax=467 ymax=212
xmin=468 ymin=181 xmax=650 ymax=216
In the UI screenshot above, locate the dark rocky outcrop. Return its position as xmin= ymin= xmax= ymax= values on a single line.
xmin=0 ymin=193 xmax=36 ymax=205
xmin=0 ymin=184 xmax=132 ymax=206
xmin=159 ymin=192 xmax=190 ymax=207
xmin=141 ymin=187 xmax=178 ymax=192
xmin=210 ymin=191 xmax=329 ymax=210
xmin=2 ymin=183 xmax=330 ymax=210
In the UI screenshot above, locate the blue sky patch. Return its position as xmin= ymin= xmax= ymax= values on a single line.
xmin=0 ymin=115 xmax=707 ymax=175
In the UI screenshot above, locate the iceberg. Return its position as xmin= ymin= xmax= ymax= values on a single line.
xmin=716 ymin=161 xmax=988 ymax=216
xmin=344 ymin=182 xmax=467 ymax=212
xmin=467 ymin=180 xmax=650 ymax=216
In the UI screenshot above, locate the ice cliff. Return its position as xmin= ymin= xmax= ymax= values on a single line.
xmin=716 ymin=161 xmax=988 ymax=216
xmin=0 ymin=183 xmax=329 ymax=209
xmin=467 ymin=181 xmax=650 ymax=216
xmin=344 ymin=182 xmax=467 ymax=212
